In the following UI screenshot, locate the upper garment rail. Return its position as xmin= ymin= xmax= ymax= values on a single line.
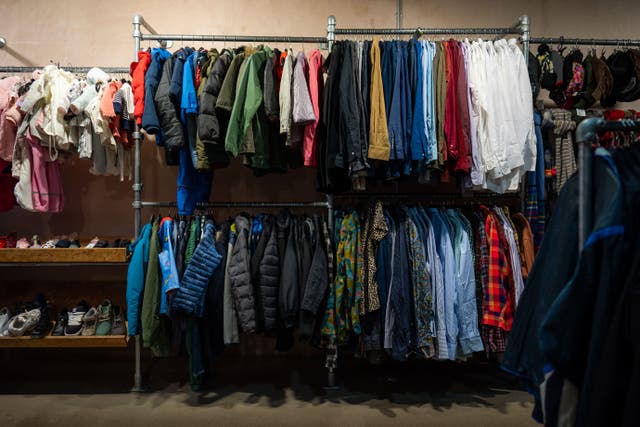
xmin=0 ymin=66 xmax=130 ymax=73
xmin=139 ymin=34 xmax=327 ymax=44
xmin=529 ymin=37 xmax=640 ymax=47
xmin=333 ymin=27 xmax=521 ymax=36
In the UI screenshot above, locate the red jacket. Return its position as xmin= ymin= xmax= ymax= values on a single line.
xmin=130 ymin=50 xmax=151 ymax=125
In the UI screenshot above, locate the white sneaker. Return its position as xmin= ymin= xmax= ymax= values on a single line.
xmin=8 ymin=308 xmax=41 ymax=337
xmin=65 ymin=305 xmax=88 ymax=336
xmin=0 ymin=307 xmax=10 ymax=332
xmin=81 ymin=307 xmax=98 ymax=336
xmin=0 ymin=314 xmax=16 ymax=336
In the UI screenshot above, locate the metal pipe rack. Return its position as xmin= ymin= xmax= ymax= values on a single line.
xmin=0 ymin=66 xmax=130 ymax=73
xmin=529 ymin=37 xmax=640 ymax=47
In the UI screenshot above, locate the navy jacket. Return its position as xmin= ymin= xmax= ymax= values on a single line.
xmin=142 ymin=48 xmax=171 ymax=139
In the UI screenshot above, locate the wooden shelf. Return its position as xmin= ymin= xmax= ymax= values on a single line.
xmin=0 ymin=248 xmax=128 ymax=264
xmin=0 ymin=334 xmax=129 ymax=348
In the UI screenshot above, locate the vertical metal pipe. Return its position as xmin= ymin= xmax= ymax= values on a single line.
xmin=396 ymin=0 xmax=402 ymax=30
xmin=327 ymin=15 xmax=336 ymax=51
xmin=131 ymin=13 xmax=143 ymax=393
xmin=520 ymin=15 xmax=530 ymax=67
xmin=575 ymin=117 xmax=601 ymax=251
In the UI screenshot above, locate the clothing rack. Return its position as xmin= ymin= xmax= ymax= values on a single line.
xmin=575 ymin=118 xmax=640 ymax=251
xmin=326 ymin=15 xmax=531 ymax=66
xmin=529 ymin=37 xmax=640 ymax=47
xmin=140 ymin=200 xmax=331 ymax=209
xmin=0 ymin=66 xmax=130 ymax=73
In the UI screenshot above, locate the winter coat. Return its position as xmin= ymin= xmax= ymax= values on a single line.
xmin=228 ymin=215 xmax=256 ymax=333
xmin=154 ymin=57 xmax=184 ymax=154
xmin=126 ymin=222 xmax=151 ymax=336
xmin=197 ymin=50 xmax=232 ymax=170
xmin=300 ymin=215 xmax=329 ymax=339
xmin=172 ymin=222 xmax=223 ymax=317
xmin=303 ymin=50 xmax=323 ymax=167
xmin=258 ymin=217 xmax=280 ymax=332
xmin=263 ymin=49 xmax=280 ymax=121
xmin=279 ymin=215 xmax=300 ymax=329
xmin=131 ymin=50 xmax=151 ymax=125
xmin=142 ymin=48 xmax=171 ymax=139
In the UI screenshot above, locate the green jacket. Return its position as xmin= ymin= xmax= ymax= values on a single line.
xmin=141 ymin=219 xmax=170 ymax=357
xmin=225 ymin=47 xmax=274 ymax=171
xmin=216 ymin=51 xmax=245 ymax=113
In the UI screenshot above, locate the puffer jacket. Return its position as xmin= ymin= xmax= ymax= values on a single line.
xmin=228 ymin=215 xmax=256 ymax=333
xmin=154 ymin=57 xmax=184 ymax=158
xmin=258 ymin=217 xmax=280 ymax=332
xmin=197 ymin=49 xmax=232 ymax=170
xmin=172 ymin=221 xmax=223 ymax=317
xmin=142 ymin=48 xmax=171 ymax=139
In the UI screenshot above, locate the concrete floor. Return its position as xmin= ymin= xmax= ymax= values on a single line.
xmin=0 ymin=350 xmax=537 ymax=426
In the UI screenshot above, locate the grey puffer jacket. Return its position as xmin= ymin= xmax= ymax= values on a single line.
xmin=198 ymin=50 xmax=232 ymax=146
xmin=154 ymin=57 xmax=184 ymax=152
xmin=279 ymin=215 xmax=300 ymax=329
xmin=228 ymin=215 xmax=256 ymax=333
xmin=258 ymin=219 xmax=280 ymax=332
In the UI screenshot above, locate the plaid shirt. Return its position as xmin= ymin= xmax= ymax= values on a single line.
xmin=481 ymin=208 xmax=515 ymax=332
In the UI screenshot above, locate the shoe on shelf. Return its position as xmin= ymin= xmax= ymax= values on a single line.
xmin=31 ymin=235 xmax=41 ymax=248
xmin=41 ymin=239 xmax=58 ymax=249
xmin=0 ymin=307 xmax=11 ymax=332
xmin=111 ymin=305 xmax=126 ymax=335
xmin=69 ymin=240 xmax=81 ymax=248
xmin=6 ymin=232 xmax=17 ymax=248
xmin=55 ymin=239 xmax=71 ymax=248
xmin=51 ymin=309 xmax=68 ymax=336
xmin=65 ymin=301 xmax=90 ymax=336
xmin=94 ymin=240 xmax=109 ymax=248
xmin=8 ymin=308 xmax=41 ymax=337
xmin=81 ymin=307 xmax=98 ymax=336
xmin=85 ymin=237 xmax=100 ymax=248
xmin=95 ymin=300 xmax=113 ymax=336
xmin=16 ymin=238 xmax=30 ymax=248
xmin=1 ymin=315 xmax=17 ymax=336
xmin=31 ymin=305 xmax=52 ymax=338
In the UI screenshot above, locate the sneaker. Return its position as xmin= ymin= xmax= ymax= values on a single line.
xmin=65 ymin=301 xmax=89 ymax=336
xmin=51 ymin=309 xmax=68 ymax=336
xmin=95 ymin=300 xmax=113 ymax=336
xmin=0 ymin=307 xmax=10 ymax=332
xmin=16 ymin=238 xmax=30 ymax=248
xmin=31 ymin=235 xmax=41 ymax=248
xmin=81 ymin=307 xmax=98 ymax=336
xmin=111 ymin=305 xmax=126 ymax=335
xmin=31 ymin=305 xmax=52 ymax=338
xmin=1 ymin=315 xmax=16 ymax=336
xmin=85 ymin=237 xmax=100 ymax=248
xmin=41 ymin=239 xmax=58 ymax=249
xmin=8 ymin=308 xmax=41 ymax=337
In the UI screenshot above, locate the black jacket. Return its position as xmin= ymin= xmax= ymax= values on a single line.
xmin=278 ymin=212 xmax=299 ymax=329
xmin=154 ymin=57 xmax=184 ymax=164
xmin=228 ymin=215 xmax=256 ymax=333
xmin=197 ymin=50 xmax=232 ymax=168
xmin=258 ymin=217 xmax=280 ymax=332
xmin=300 ymin=215 xmax=329 ymax=339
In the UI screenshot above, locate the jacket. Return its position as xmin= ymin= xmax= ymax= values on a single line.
xmin=300 ymin=215 xmax=329 ymax=338
xmin=131 ymin=50 xmax=151 ymax=125
xmin=141 ymin=219 xmax=171 ymax=357
xmin=368 ymin=38 xmax=391 ymax=161
xmin=193 ymin=49 xmax=219 ymax=170
xmin=258 ymin=217 xmax=280 ymax=332
xmin=169 ymin=48 xmax=193 ymax=111
xmin=197 ymin=50 xmax=231 ymax=169
xmin=434 ymin=42 xmax=447 ymax=166
xmin=225 ymin=47 xmax=271 ymax=159
xmin=410 ymin=40 xmax=427 ymax=164
xmin=158 ymin=218 xmax=180 ymax=314
xmin=303 ymin=49 xmax=323 ymax=167
xmin=126 ymin=222 xmax=151 ymax=336
xmin=512 ymin=213 xmax=534 ymax=280
xmin=216 ymin=50 xmax=245 ymax=113
xmin=223 ymin=226 xmax=240 ymax=344
xmin=172 ymin=222 xmax=223 ymax=317
xmin=181 ymin=52 xmax=199 ymax=169
xmin=141 ymin=48 xmax=171 ymax=139
xmin=340 ymin=42 xmax=367 ymax=175
xmin=292 ymin=51 xmax=315 ymax=125
xmin=279 ymin=214 xmax=300 ymax=329
xmin=264 ymin=49 xmax=280 ymax=122
xmin=154 ymin=57 xmax=184 ymax=156
xmin=228 ymin=215 xmax=256 ymax=333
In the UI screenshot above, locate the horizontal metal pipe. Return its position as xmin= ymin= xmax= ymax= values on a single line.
xmin=334 ymin=27 xmax=519 ymax=36
xmin=140 ymin=34 xmax=327 ymax=43
xmin=0 ymin=66 xmax=130 ymax=73
xmin=140 ymin=201 xmax=330 ymax=208
xmin=530 ymin=37 xmax=640 ymax=46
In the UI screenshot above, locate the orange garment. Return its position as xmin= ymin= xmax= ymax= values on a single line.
xmin=511 ymin=213 xmax=535 ymax=280
xmin=130 ymin=50 xmax=151 ymax=125
xmin=100 ymin=81 xmax=122 ymax=119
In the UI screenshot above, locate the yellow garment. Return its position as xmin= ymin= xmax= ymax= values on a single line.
xmin=368 ymin=38 xmax=391 ymax=161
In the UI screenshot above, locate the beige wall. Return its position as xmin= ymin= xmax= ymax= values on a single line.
xmin=1 ymin=0 xmax=639 ymax=238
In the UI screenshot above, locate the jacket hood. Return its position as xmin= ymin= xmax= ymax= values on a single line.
xmin=234 ymin=215 xmax=250 ymax=233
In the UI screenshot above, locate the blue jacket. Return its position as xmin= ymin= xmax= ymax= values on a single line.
xmin=169 ymin=48 xmax=193 ymax=108
xmin=410 ymin=41 xmax=427 ymax=165
xmin=158 ymin=219 xmax=180 ymax=314
xmin=142 ymin=48 xmax=171 ymax=140
xmin=381 ymin=41 xmax=395 ymax=120
xmin=126 ymin=223 xmax=151 ymax=336
xmin=172 ymin=222 xmax=223 ymax=317
xmin=388 ymin=212 xmax=412 ymax=361
xmin=181 ymin=52 xmax=199 ymax=169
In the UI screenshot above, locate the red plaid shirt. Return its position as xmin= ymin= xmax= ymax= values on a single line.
xmin=481 ymin=209 xmax=515 ymax=331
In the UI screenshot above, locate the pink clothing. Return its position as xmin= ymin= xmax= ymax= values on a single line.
xmin=0 ymin=76 xmax=21 ymax=111
xmin=100 ymin=81 xmax=122 ymax=119
xmin=26 ymin=130 xmax=64 ymax=213
xmin=303 ymin=50 xmax=324 ymax=167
